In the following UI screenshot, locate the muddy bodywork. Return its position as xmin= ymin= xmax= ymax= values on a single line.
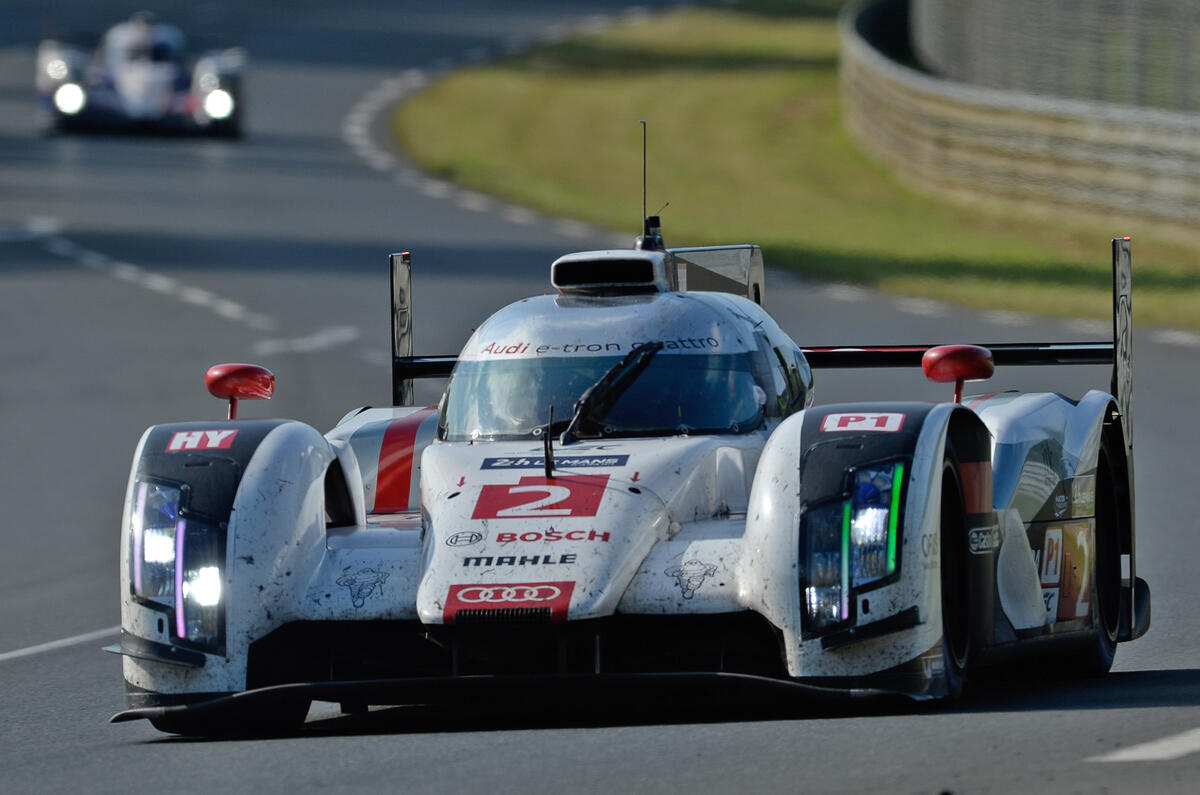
xmin=112 ymin=239 xmax=1147 ymax=731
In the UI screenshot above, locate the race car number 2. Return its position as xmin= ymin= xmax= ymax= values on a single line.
xmin=472 ymin=475 xmax=609 ymax=519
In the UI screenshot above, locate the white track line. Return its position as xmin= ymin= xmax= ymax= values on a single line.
xmin=1087 ymin=727 xmax=1200 ymax=762
xmin=1153 ymin=330 xmax=1200 ymax=347
xmin=0 ymin=625 xmax=121 ymax=664
xmin=824 ymin=283 xmax=869 ymax=302
xmin=337 ymin=15 xmax=626 ymax=244
xmin=1066 ymin=318 xmax=1109 ymax=336
xmin=253 ymin=325 xmax=360 ymax=356
xmin=31 ymin=222 xmax=278 ymax=334
xmin=982 ymin=310 xmax=1032 ymax=326
xmin=896 ymin=297 xmax=944 ymax=317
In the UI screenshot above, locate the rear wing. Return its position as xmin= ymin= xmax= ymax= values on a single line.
xmin=390 ymin=252 xmax=413 ymax=405
xmin=798 ymin=238 xmax=1133 ymax=444
xmin=669 ymin=245 xmax=765 ymax=306
xmin=390 ymin=239 xmax=1133 ymax=447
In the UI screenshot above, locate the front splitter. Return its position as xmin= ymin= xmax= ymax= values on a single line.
xmin=113 ymin=670 xmax=930 ymax=732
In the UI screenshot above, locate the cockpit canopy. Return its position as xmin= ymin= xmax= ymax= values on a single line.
xmin=439 ymin=291 xmax=812 ymax=442
xmin=103 ymin=16 xmax=185 ymax=66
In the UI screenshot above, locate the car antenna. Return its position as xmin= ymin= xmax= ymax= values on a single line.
xmin=543 ymin=405 xmax=555 ymax=479
xmin=636 ymin=120 xmax=665 ymax=251
xmin=642 ymin=119 xmax=647 ymax=225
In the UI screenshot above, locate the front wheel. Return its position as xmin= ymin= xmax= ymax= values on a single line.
xmin=939 ymin=447 xmax=971 ymax=699
xmin=1062 ymin=437 xmax=1122 ymax=676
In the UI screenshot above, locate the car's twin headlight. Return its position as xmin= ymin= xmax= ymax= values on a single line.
xmin=129 ymin=479 xmax=225 ymax=652
xmin=53 ymin=83 xmax=86 ymax=115
xmin=202 ymin=88 xmax=234 ymax=120
xmin=801 ymin=462 xmax=905 ymax=637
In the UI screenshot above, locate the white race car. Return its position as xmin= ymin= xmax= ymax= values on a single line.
xmin=110 ymin=218 xmax=1149 ymax=735
xmin=36 ymin=12 xmax=244 ymax=137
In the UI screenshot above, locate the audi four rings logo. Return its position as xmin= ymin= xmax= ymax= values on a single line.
xmin=444 ymin=580 xmax=575 ymax=623
xmin=455 ymin=585 xmax=561 ymax=603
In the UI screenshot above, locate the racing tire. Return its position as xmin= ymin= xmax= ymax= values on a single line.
xmin=1061 ymin=437 xmax=1122 ymax=677
xmin=939 ymin=446 xmax=970 ymax=699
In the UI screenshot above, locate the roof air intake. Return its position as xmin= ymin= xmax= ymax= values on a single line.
xmin=550 ymin=250 xmax=676 ymax=295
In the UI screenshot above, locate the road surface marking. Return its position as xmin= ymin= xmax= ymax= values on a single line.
xmin=502 ymin=207 xmax=538 ymax=225
xmin=1153 ymin=330 xmax=1200 ymax=347
xmin=457 ymin=191 xmax=494 ymax=213
xmin=824 ymin=283 xmax=868 ymax=301
xmin=0 ymin=625 xmax=121 ymax=664
xmin=33 ymin=226 xmax=278 ymax=333
xmin=1087 ymin=727 xmax=1200 ymax=762
xmin=337 ymin=19 xmax=628 ymax=244
xmin=897 ymin=297 xmax=944 ymax=317
xmin=419 ymin=178 xmax=453 ymax=199
xmin=983 ymin=310 xmax=1032 ymax=326
xmin=253 ymin=326 xmax=360 ymax=355
xmin=553 ymin=219 xmax=592 ymax=238
xmin=1066 ymin=318 xmax=1109 ymax=335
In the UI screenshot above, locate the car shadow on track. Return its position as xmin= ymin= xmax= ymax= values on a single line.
xmin=960 ymin=667 xmax=1200 ymax=714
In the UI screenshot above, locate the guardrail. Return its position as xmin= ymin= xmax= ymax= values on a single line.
xmin=840 ymin=0 xmax=1200 ymax=225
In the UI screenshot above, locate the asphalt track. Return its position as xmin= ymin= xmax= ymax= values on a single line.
xmin=1 ymin=2 xmax=1199 ymax=792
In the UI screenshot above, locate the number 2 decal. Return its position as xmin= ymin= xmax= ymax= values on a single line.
xmin=495 ymin=485 xmax=574 ymax=517
xmin=472 ymin=475 xmax=609 ymax=519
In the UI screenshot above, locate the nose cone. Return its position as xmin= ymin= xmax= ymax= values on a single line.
xmin=417 ymin=478 xmax=671 ymax=624
xmin=115 ymin=64 xmax=176 ymax=119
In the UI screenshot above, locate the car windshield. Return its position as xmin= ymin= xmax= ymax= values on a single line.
xmin=442 ymin=353 xmax=766 ymax=441
xmin=123 ymin=42 xmax=179 ymax=62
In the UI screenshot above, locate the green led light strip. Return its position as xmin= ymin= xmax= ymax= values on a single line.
xmin=888 ymin=462 xmax=905 ymax=574
xmin=841 ymin=499 xmax=852 ymax=619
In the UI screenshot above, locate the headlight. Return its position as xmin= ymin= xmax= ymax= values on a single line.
xmin=849 ymin=464 xmax=903 ymax=586
xmin=45 ymin=58 xmax=69 ymax=80
xmin=177 ymin=521 xmax=224 ymax=647
xmin=202 ymin=88 xmax=234 ymax=120
xmin=53 ymin=83 xmax=86 ymax=115
xmin=801 ymin=462 xmax=905 ymax=637
xmin=802 ymin=500 xmax=849 ymax=633
xmin=131 ymin=481 xmax=181 ymax=605
xmin=129 ymin=478 xmax=225 ymax=652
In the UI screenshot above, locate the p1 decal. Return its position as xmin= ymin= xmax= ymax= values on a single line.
xmin=443 ymin=580 xmax=574 ymax=623
xmin=167 ymin=430 xmax=238 ymax=452
xmin=472 ymin=475 xmax=609 ymax=519
xmin=820 ymin=413 xmax=905 ymax=433
xmin=1033 ymin=522 xmax=1092 ymax=623
xmin=1040 ymin=528 xmax=1063 ymax=586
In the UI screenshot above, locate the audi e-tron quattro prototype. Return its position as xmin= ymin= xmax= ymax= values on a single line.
xmin=109 ymin=218 xmax=1149 ymax=735
xmin=36 ymin=12 xmax=244 ymax=137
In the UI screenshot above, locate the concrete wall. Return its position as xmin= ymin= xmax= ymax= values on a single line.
xmin=841 ymin=0 xmax=1200 ymax=225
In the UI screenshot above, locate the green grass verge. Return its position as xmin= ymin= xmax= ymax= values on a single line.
xmin=394 ymin=3 xmax=1200 ymax=329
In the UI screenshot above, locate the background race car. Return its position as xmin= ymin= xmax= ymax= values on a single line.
xmin=35 ymin=12 xmax=244 ymax=137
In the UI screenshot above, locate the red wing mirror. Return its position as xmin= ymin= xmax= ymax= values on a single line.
xmin=922 ymin=345 xmax=994 ymax=403
xmin=205 ymin=363 xmax=275 ymax=419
